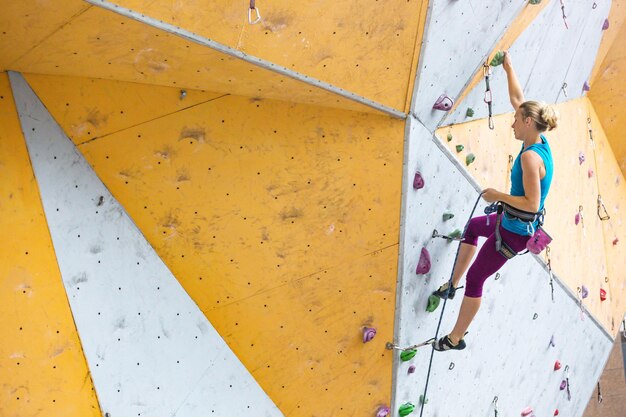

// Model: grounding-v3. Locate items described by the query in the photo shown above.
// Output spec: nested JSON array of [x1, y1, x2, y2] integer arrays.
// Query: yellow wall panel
[[436, 97, 625, 335], [588, 15, 626, 175], [0, 73, 101, 417], [10, 6, 392, 115], [111, 0, 428, 112], [588, 0, 626, 85], [0, 0, 89, 70], [25, 73, 225, 145], [78, 90, 405, 415]]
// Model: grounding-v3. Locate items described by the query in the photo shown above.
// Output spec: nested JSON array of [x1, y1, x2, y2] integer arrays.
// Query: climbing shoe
[[432, 282, 461, 300], [433, 335, 466, 351]]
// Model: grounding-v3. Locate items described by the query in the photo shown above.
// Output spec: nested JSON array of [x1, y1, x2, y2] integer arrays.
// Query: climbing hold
[[554, 410, 559, 416], [588, 168, 594, 178], [521, 407, 533, 416], [416, 247, 431, 275], [433, 94, 454, 111], [456, 144, 464, 153], [447, 133, 453, 142], [579, 152, 585, 165], [466, 108, 475, 118], [560, 380, 567, 390], [490, 51, 505, 67], [419, 395, 428, 405], [529, 0, 542, 4], [583, 81, 590, 92], [448, 229, 462, 239], [554, 360, 562, 371], [399, 402, 416, 416], [575, 212, 581, 225], [426, 295, 440, 312], [408, 365, 416, 374], [376, 406, 390, 417], [466, 153, 476, 166], [442, 212, 455, 221], [363, 327, 377, 343], [612, 237, 619, 246], [581, 285, 589, 299], [602, 18, 609, 30], [400, 349, 417, 362], [600, 288, 607, 301], [413, 172, 425, 190]]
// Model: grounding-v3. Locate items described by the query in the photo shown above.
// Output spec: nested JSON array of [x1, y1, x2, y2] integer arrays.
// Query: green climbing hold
[[419, 395, 428, 405], [400, 349, 417, 362], [426, 295, 440, 312], [490, 51, 505, 67], [466, 153, 476, 166], [466, 108, 475, 118], [448, 229, 462, 239], [447, 133, 453, 142], [399, 402, 416, 416], [456, 144, 464, 153], [529, 0, 542, 4], [442, 212, 454, 221]]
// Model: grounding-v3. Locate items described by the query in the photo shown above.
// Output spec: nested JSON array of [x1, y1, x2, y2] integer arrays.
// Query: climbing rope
[[417, 192, 486, 417], [483, 64, 495, 130], [560, 0, 569, 29]]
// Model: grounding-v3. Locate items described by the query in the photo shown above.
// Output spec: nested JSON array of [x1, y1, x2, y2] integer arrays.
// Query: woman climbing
[[432, 51, 557, 351]]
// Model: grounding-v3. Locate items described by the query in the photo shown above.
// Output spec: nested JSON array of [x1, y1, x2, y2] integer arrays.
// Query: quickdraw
[[483, 64, 495, 129], [493, 396, 499, 417], [248, 0, 261, 24], [546, 247, 555, 302], [560, 0, 569, 29]]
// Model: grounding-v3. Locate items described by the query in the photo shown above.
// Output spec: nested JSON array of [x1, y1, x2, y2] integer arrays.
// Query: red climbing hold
[[600, 288, 607, 301], [521, 407, 533, 416], [554, 360, 562, 371], [554, 410, 559, 416], [413, 172, 425, 190], [588, 168, 594, 178], [416, 248, 431, 275], [613, 237, 619, 246]]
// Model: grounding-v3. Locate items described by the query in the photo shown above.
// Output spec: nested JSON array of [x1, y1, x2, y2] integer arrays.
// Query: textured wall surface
[[392, 116, 614, 417], [10, 71, 283, 417]]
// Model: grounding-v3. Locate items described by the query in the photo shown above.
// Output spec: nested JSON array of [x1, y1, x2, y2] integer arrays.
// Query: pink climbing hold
[[413, 171, 425, 190], [554, 360, 562, 371], [408, 365, 416, 374], [554, 410, 559, 416], [363, 327, 377, 343], [521, 407, 533, 416], [376, 406, 391, 417], [560, 380, 567, 390], [433, 94, 454, 111], [416, 247, 431, 275], [600, 288, 607, 301], [588, 168, 594, 178], [583, 81, 590, 92], [602, 18, 609, 30], [579, 151, 585, 165], [575, 212, 581, 225]]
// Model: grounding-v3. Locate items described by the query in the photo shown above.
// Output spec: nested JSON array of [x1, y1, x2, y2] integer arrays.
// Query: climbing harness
[[492, 396, 498, 417], [494, 202, 547, 259], [546, 247, 555, 302], [560, 0, 569, 29], [483, 64, 495, 130], [248, 0, 261, 24]]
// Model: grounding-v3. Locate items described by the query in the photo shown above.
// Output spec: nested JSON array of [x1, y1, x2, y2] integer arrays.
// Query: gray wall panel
[[392, 116, 613, 417]]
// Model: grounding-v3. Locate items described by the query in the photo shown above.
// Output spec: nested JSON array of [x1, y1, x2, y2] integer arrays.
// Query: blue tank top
[[501, 135, 553, 236]]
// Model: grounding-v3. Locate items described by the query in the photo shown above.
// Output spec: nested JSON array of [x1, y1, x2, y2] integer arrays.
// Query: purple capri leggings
[[461, 213, 531, 298]]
